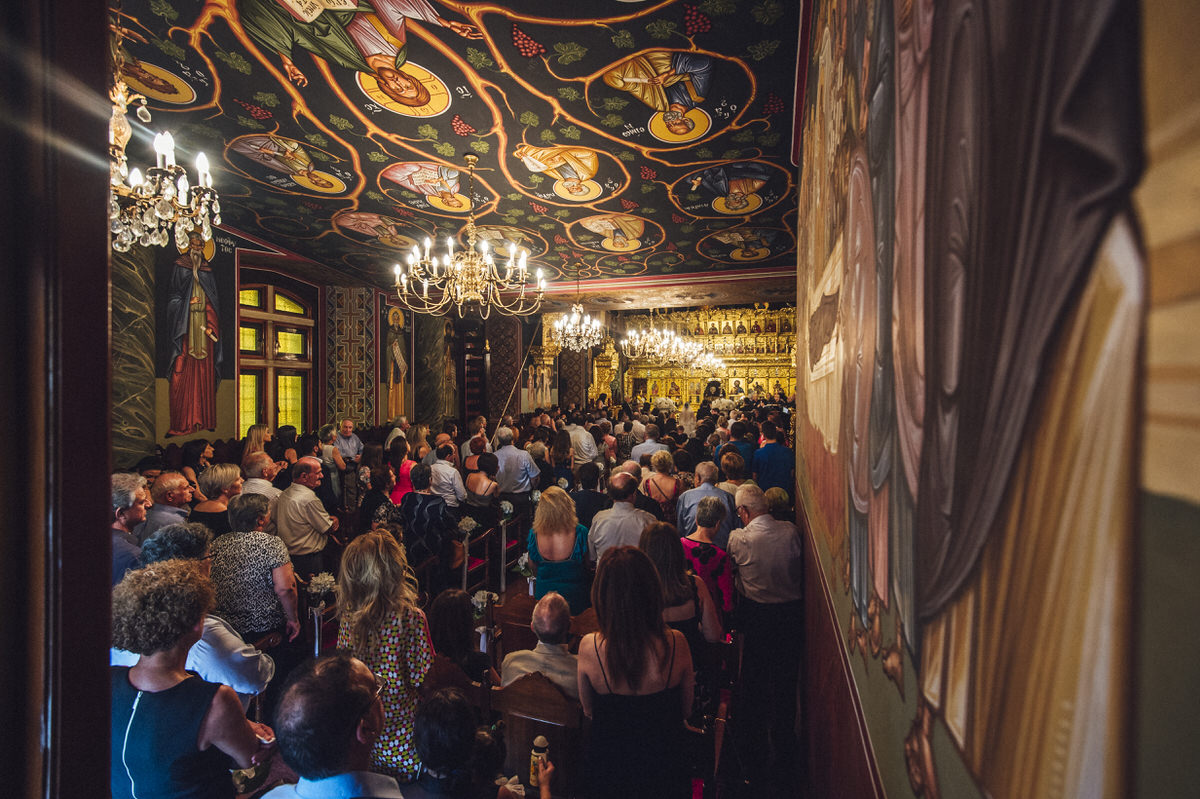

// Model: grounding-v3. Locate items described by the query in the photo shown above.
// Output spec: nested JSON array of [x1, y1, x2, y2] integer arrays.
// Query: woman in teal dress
[[526, 486, 591, 614]]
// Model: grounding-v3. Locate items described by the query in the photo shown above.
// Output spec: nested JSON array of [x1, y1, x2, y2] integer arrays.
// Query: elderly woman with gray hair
[[210, 493, 301, 643], [680, 495, 734, 624], [111, 523, 276, 709]]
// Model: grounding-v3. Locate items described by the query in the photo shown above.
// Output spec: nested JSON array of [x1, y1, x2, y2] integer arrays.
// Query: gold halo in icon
[[426, 192, 472, 213], [121, 61, 196, 104], [713, 193, 763, 215], [601, 236, 640, 252], [292, 170, 346, 194], [357, 62, 451, 118], [647, 108, 711, 143], [730, 246, 770, 262], [552, 179, 602, 202]]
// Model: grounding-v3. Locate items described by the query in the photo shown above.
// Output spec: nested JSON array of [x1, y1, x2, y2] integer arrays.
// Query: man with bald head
[[276, 456, 340, 577], [136, 470, 192, 543], [587, 471, 656, 563], [500, 591, 579, 700]]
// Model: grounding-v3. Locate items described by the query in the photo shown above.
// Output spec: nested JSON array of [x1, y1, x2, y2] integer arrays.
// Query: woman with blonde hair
[[641, 449, 682, 525], [527, 486, 590, 614], [242, 423, 270, 460], [409, 423, 432, 462], [337, 530, 434, 782], [190, 462, 243, 537]]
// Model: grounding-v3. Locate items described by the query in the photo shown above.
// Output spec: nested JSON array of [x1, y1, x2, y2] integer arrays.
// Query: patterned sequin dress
[[338, 605, 433, 781]]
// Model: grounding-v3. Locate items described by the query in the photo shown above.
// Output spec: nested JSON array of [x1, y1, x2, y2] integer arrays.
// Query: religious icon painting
[[356, 62, 452, 117], [512, 144, 607, 202], [673, 161, 791, 218], [120, 58, 196, 104], [333, 211, 420, 252], [570, 214, 663, 253], [226, 133, 349, 196], [697, 227, 791, 264]]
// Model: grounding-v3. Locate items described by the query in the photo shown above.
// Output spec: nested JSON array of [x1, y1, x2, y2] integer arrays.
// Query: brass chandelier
[[393, 154, 546, 318], [108, 11, 218, 253], [620, 309, 706, 368]]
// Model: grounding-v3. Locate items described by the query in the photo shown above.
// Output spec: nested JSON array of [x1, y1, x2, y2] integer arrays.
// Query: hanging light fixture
[[621, 309, 705, 367], [108, 9, 218, 252], [393, 154, 546, 318], [548, 262, 603, 351]]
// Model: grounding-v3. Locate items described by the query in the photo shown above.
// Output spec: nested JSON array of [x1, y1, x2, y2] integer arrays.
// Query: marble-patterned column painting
[[112, 245, 157, 467]]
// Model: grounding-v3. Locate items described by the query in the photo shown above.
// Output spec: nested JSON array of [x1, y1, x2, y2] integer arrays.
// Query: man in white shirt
[[429, 443, 466, 509], [565, 413, 599, 468], [500, 592, 579, 700], [587, 472, 656, 563], [383, 416, 409, 450], [460, 415, 491, 461], [629, 414, 647, 444], [276, 457, 340, 577], [728, 484, 803, 787], [494, 427, 539, 524]]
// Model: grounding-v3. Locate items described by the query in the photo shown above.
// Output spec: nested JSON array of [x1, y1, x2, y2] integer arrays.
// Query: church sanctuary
[[4, 0, 1200, 796]]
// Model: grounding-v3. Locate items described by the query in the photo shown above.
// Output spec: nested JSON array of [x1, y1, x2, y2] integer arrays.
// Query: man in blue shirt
[[752, 420, 794, 499], [676, 460, 740, 549]]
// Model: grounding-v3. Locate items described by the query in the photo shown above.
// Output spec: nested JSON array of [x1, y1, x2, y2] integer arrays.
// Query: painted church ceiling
[[114, 0, 802, 297]]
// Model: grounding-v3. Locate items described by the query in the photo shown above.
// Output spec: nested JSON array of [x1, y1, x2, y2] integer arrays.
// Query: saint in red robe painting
[[166, 234, 222, 436]]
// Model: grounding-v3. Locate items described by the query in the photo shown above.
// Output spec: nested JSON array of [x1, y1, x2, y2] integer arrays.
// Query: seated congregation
[[109, 398, 801, 798]]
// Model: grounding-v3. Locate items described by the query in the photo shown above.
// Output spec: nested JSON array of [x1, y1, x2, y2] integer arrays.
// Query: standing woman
[[409, 424, 432, 462], [190, 463, 243, 538], [389, 437, 416, 505], [338, 531, 434, 782], [272, 425, 299, 491], [642, 450, 683, 525], [180, 438, 212, 502], [577, 547, 693, 799], [526, 486, 590, 614], [242, 423, 270, 462], [357, 443, 386, 506], [549, 430, 574, 487], [111, 560, 274, 799]]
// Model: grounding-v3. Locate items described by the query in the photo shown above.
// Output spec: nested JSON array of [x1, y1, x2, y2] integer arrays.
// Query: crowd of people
[[108, 395, 801, 797]]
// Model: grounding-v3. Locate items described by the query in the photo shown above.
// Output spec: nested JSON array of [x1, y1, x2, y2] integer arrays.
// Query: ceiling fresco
[[113, 0, 803, 298]]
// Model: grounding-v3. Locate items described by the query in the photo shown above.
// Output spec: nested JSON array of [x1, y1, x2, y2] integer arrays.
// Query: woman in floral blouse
[[338, 530, 434, 782]]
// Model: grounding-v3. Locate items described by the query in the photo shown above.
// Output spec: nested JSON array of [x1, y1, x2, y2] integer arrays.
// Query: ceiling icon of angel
[[112, 0, 802, 290]]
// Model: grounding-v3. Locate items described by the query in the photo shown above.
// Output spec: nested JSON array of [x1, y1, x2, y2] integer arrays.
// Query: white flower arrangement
[[653, 396, 677, 412], [531, 489, 541, 505], [557, 477, 569, 489], [307, 572, 336, 596], [710, 397, 735, 412], [500, 500, 514, 519], [471, 590, 498, 614], [457, 516, 479, 537], [512, 550, 533, 578]]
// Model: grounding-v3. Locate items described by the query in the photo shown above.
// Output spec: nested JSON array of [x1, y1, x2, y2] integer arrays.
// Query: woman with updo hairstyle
[[190, 462, 243, 538], [577, 546, 693, 798], [110, 560, 273, 799], [337, 530, 433, 782], [641, 449, 682, 525], [527, 440, 554, 491], [462, 451, 499, 530], [527, 485, 590, 614]]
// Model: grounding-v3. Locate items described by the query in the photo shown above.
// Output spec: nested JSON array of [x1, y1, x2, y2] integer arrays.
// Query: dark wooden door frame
[[0, 1, 112, 796]]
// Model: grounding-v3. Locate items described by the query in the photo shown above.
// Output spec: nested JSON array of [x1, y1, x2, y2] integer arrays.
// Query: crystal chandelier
[[550, 303, 604, 351], [548, 263, 603, 351], [108, 16, 218, 252], [393, 154, 546, 318], [621, 309, 705, 367]]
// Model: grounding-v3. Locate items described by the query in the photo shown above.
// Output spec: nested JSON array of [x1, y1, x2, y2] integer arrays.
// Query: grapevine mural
[[111, 0, 801, 290]]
